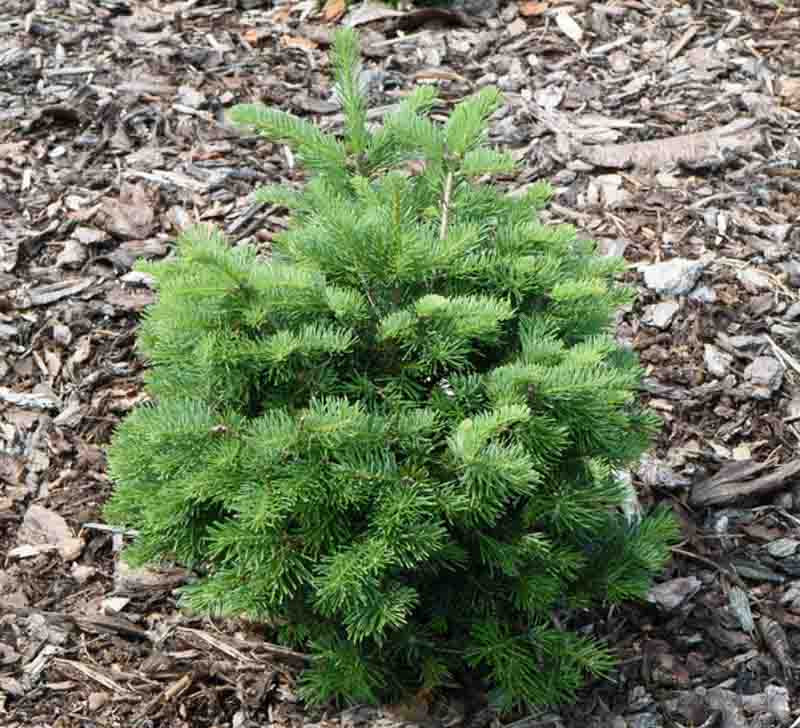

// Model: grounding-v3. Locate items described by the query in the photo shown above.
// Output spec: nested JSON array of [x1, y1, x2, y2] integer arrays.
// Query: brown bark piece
[[96, 182, 157, 240], [578, 118, 763, 171], [690, 459, 800, 507]]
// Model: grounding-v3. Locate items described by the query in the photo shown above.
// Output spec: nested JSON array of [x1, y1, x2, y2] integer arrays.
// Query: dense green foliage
[[105, 29, 677, 712]]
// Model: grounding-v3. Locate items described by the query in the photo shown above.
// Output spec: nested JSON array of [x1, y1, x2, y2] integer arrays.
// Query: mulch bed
[[2, 1, 800, 726]]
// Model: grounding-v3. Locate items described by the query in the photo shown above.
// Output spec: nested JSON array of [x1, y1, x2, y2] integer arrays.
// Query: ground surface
[[2, 1, 800, 726]]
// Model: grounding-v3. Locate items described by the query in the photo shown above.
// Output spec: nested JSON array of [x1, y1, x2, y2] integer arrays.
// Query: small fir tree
[[104, 29, 677, 711]]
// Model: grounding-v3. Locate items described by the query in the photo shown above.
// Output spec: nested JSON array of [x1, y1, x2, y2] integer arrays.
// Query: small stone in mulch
[[70, 564, 96, 584], [641, 258, 708, 297], [73, 226, 107, 245], [688, 284, 717, 303], [120, 271, 155, 287], [101, 596, 131, 614], [642, 300, 680, 330], [744, 356, 784, 399], [736, 266, 773, 292], [703, 344, 733, 378], [176, 85, 206, 109]]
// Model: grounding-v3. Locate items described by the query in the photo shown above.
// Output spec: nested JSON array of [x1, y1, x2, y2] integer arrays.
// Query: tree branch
[[439, 170, 454, 241]]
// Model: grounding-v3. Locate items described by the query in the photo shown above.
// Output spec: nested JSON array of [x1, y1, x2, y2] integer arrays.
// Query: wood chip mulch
[[2, 1, 800, 726]]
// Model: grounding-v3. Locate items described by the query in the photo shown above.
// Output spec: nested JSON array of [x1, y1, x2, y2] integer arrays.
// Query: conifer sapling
[[104, 28, 678, 711]]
